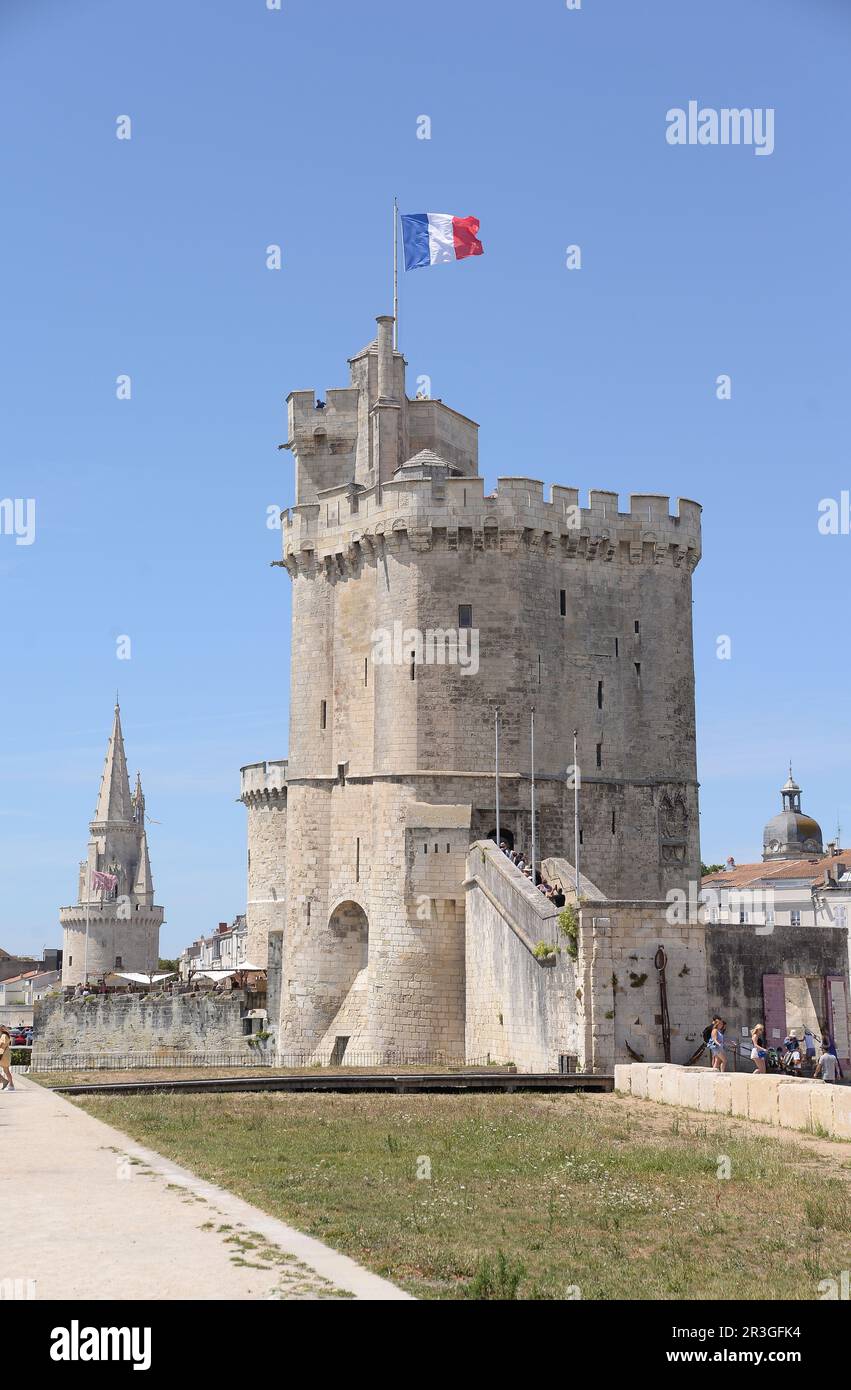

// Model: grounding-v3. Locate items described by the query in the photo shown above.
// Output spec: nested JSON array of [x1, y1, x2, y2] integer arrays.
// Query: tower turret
[[60, 706, 164, 985]]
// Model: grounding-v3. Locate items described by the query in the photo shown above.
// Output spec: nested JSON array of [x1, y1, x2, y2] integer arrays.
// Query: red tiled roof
[[703, 850, 851, 889]]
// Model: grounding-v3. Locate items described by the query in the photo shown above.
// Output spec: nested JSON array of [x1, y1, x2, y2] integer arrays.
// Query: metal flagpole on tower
[[393, 197, 399, 349], [83, 867, 90, 985], [530, 707, 536, 887], [494, 709, 501, 847], [573, 729, 580, 897]]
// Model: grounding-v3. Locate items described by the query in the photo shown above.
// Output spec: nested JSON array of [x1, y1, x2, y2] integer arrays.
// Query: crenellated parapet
[[239, 759, 288, 808], [278, 476, 701, 577]]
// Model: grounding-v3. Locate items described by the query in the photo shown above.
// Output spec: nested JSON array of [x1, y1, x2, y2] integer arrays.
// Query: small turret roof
[[401, 448, 453, 470]]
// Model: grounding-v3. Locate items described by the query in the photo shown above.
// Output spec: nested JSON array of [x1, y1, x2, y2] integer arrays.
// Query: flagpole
[[573, 729, 580, 897], [530, 706, 536, 887], [83, 867, 90, 986], [393, 197, 399, 348], [494, 708, 501, 847]]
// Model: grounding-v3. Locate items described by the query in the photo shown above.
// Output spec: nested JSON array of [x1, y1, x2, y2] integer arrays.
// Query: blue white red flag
[[401, 213, 484, 271]]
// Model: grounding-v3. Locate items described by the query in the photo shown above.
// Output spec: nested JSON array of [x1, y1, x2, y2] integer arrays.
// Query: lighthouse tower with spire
[[60, 704, 164, 986]]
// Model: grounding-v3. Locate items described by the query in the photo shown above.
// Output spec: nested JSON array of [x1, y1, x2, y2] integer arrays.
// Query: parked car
[[10, 1029, 28, 1046]]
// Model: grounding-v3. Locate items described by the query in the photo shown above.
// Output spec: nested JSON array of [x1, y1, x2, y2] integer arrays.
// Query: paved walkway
[[3, 1078, 410, 1300]]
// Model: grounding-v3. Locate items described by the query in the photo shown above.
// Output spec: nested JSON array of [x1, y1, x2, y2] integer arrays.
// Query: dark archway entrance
[[487, 827, 514, 850]]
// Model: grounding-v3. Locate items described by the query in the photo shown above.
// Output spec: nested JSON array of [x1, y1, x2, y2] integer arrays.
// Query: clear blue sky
[[1, 0, 849, 958]]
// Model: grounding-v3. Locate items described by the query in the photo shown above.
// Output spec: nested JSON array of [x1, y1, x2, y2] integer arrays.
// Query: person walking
[[0, 1027, 16, 1092], [814, 1044, 840, 1084], [750, 1023, 768, 1074], [821, 1022, 844, 1080], [708, 1019, 728, 1071]]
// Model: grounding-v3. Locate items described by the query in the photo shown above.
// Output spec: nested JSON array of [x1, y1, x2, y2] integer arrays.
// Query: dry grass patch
[[73, 1090, 851, 1300]]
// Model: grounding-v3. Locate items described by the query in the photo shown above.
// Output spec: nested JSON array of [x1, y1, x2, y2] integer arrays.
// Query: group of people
[[498, 843, 566, 906], [705, 1015, 843, 1081]]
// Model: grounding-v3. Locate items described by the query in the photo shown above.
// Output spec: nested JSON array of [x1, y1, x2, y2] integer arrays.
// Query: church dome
[[762, 766, 823, 860]]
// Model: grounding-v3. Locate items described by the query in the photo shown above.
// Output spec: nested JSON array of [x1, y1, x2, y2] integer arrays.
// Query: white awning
[[191, 964, 266, 979], [105, 971, 177, 985]]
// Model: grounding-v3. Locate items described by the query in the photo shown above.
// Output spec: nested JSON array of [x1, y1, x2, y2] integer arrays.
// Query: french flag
[[401, 213, 484, 271]]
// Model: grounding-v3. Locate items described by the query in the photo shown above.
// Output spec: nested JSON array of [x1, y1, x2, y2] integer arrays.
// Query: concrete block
[[809, 1083, 835, 1136], [629, 1063, 650, 1099], [706, 1072, 733, 1115], [832, 1086, 851, 1141], [746, 1074, 787, 1127], [646, 1065, 666, 1103], [729, 1073, 750, 1118], [660, 1065, 683, 1105], [613, 1064, 632, 1095], [777, 1079, 813, 1134], [676, 1069, 702, 1111]]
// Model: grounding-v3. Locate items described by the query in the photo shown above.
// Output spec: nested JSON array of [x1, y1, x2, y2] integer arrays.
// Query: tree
[[701, 863, 724, 878]]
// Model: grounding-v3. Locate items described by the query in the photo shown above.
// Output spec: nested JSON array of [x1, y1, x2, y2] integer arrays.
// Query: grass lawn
[[73, 1090, 851, 1300]]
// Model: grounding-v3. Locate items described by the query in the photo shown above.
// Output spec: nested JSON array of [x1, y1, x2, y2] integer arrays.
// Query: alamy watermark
[[818, 491, 851, 535], [371, 621, 479, 676], [666, 102, 774, 157], [0, 498, 36, 546], [667, 882, 776, 932]]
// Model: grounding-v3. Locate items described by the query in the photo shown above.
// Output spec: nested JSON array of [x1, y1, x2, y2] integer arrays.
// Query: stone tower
[[60, 704, 164, 985], [239, 759, 288, 967], [268, 316, 702, 1061]]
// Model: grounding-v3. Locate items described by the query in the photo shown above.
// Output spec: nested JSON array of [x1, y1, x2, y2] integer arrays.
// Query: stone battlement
[[240, 760, 288, 805], [280, 477, 701, 573]]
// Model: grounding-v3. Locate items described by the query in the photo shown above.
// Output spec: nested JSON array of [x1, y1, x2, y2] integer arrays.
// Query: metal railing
[[29, 1050, 516, 1073]]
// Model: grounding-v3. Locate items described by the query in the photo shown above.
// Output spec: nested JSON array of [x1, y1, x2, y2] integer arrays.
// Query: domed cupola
[[762, 766, 823, 861]]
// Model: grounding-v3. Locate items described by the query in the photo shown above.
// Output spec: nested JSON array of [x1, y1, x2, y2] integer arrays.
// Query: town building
[[178, 915, 249, 979], [702, 770, 850, 1065]]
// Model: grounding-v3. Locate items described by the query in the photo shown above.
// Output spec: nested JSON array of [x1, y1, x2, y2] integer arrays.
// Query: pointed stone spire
[[132, 770, 146, 826], [93, 703, 134, 824], [132, 828, 154, 905]]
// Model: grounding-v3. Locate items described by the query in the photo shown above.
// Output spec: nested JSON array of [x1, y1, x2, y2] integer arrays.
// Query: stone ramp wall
[[465, 842, 580, 1071], [615, 1062, 851, 1142]]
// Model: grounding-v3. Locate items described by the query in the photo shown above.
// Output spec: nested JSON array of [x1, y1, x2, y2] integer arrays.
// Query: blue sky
[[1, 0, 849, 957]]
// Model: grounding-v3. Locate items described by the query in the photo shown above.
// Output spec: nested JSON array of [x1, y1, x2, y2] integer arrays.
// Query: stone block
[[832, 1086, 851, 1141], [729, 1073, 750, 1118], [613, 1064, 632, 1095], [746, 1074, 787, 1127], [809, 1083, 835, 1137], [631, 1061, 650, 1095], [676, 1069, 702, 1111], [646, 1065, 666, 1103], [705, 1071, 733, 1114], [777, 1079, 813, 1134], [661, 1065, 684, 1106]]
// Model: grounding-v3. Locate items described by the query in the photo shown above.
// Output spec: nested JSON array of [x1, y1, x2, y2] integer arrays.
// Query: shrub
[[467, 1251, 527, 1300], [557, 904, 579, 960]]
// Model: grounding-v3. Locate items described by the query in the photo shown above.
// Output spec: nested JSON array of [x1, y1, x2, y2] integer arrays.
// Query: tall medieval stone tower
[[263, 315, 702, 1061], [60, 704, 164, 985]]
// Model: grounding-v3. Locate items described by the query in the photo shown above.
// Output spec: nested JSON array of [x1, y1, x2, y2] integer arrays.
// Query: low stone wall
[[33, 992, 249, 1062], [615, 1062, 851, 1142]]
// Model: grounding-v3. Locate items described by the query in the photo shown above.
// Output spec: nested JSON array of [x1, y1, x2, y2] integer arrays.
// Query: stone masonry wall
[[33, 994, 248, 1061]]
